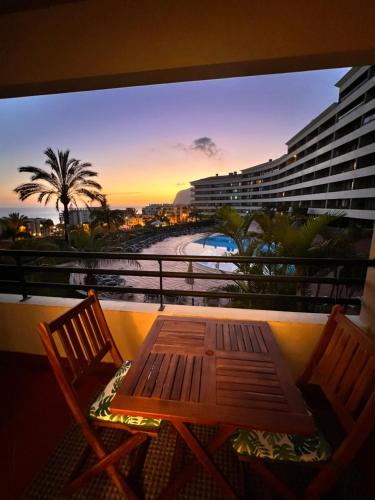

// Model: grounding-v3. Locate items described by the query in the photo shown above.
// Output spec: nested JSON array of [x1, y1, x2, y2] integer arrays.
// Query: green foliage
[[90, 195, 125, 231], [10, 237, 60, 251], [69, 228, 140, 286], [0, 212, 28, 240], [70, 229, 109, 252], [213, 207, 361, 311]]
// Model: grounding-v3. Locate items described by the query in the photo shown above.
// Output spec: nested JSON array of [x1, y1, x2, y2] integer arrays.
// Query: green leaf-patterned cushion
[[89, 360, 162, 430], [232, 428, 331, 462]]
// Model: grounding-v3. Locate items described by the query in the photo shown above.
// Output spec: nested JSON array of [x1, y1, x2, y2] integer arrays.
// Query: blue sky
[[0, 67, 348, 209]]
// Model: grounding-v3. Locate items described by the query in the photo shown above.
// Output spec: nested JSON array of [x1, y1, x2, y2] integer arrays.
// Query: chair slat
[[327, 334, 359, 395], [86, 305, 106, 350], [89, 293, 123, 366], [57, 327, 81, 379], [336, 347, 369, 403], [345, 357, 375, 414], [79, 310, 100, 354], [65, 319, 88, 370], [316, 326, 345, 381], [73, 314, 95, 362], [80, 308, 101, 355], [49, 295, 95, 331], [90, 297, 111, 341]]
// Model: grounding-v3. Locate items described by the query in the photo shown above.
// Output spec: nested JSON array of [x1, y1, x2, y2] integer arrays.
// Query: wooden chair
[[233, 305, 375, 499], [38, 290, 161, 499]]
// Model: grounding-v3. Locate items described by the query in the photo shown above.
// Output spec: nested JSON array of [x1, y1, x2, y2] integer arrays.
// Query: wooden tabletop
[[111, 316, 314, 435]]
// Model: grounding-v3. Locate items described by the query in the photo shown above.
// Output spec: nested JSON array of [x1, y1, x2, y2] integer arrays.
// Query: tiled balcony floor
[[1, 352, 374, 499]]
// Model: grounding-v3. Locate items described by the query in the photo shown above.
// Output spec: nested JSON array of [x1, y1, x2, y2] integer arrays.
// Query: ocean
[[0, 207, 61, 224], [0, 205, 145, 225]]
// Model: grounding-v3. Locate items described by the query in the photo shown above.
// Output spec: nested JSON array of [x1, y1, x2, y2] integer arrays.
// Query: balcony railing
[[0, 249, 374, 312]]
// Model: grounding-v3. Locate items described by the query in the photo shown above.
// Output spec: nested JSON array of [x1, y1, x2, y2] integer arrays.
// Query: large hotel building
[[191, 66, 375, 223]]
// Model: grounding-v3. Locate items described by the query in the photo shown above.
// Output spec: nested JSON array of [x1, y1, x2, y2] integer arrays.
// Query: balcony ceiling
[[0, 0, 375, 98]]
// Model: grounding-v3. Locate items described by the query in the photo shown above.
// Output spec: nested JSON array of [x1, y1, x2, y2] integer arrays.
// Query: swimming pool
[[183, 233, 295, 273], [194, 234, 238, 252], [182, 233, 239, 272]]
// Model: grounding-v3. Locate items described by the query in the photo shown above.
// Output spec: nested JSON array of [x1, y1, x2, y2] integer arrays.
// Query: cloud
[[191, 137, 220, 157], [176, 182, 187, 186], [175, 137, 221, 158]]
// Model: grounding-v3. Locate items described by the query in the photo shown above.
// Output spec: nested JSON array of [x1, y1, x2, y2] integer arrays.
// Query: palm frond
[[18, 166, 59, 187], [70, 178, 102, 190], [14, 182, 47, 200], [75, 188, 103, 201], [37, 190, 58, 204], [44, 148, 62, 179]]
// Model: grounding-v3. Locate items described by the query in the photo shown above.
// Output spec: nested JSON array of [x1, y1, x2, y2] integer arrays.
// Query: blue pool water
[[194, 234, 271, 254], [194, 234, 238, 252], [191, 234, 295, 273]]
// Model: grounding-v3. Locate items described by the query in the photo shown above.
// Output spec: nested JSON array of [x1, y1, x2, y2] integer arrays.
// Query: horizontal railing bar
[[0, 249, 374, 267], [13, 281, 361, 305], [154, 289, 361, 305], [0, 264, 365, 285]]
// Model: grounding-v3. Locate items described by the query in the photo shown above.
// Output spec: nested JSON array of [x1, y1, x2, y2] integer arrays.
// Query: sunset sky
[[0, 67, 348, 211]]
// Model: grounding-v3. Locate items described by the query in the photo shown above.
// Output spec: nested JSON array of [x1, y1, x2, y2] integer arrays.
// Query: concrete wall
[[0, 294, 343, 379]]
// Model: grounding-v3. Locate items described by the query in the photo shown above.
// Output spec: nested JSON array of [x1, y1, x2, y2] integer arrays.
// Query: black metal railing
[[0, 249, 374, 312]]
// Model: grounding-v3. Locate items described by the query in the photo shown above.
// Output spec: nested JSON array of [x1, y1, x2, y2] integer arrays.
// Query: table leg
[[159, 422, 237, 500]]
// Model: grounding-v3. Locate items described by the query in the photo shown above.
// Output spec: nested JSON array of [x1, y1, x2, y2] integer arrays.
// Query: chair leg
[[64, 432, 147, 499], [246, 458, 298, 500], [106, 463, 139, 500], [127, 436, 151, 498], [169, 429, 186, 476], [304, 463, 340, 500]]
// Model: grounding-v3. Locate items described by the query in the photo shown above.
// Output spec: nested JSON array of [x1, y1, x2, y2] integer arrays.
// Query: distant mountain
[[173, 188, 192, 205]]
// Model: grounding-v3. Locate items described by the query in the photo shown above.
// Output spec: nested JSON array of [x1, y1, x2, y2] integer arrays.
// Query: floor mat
[[25, 422, 370, 499]]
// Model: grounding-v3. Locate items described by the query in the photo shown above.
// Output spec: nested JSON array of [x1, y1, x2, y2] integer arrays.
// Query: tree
[[0, 212, 28, 240], [90, 195, 125, 231], [69, 228, 140, 286], [43, 218, 55, 231], [14, 148, 103, 243], [214, 207, 357, 311]]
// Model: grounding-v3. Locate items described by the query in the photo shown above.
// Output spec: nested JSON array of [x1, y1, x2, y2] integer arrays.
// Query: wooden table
[[111, 316, 314, 498]]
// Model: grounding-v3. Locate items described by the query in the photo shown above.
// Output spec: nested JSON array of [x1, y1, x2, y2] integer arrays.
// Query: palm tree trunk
[[63, 203, 70, 244]]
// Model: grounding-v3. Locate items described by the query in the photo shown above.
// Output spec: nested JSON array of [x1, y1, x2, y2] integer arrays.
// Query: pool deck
[[81, 233, 232, 305]]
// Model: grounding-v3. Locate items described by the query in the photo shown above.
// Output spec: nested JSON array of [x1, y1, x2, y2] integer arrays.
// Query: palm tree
[[14, 148, 103, 243], [214, 207, 356, 310], [69, 228, 141, 286], [90, 195, 125, 232], [0, 212, 28, 240]]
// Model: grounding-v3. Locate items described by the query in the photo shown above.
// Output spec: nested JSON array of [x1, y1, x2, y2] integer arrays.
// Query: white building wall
[[191, 66, 375, 221]]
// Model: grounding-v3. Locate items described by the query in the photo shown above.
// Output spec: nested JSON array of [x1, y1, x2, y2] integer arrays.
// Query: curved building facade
[[191, 66, 375, 221]]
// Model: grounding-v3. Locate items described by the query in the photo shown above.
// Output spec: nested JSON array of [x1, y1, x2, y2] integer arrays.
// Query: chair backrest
[[299, 305, 375, 434], [38, 290, 123, 421]]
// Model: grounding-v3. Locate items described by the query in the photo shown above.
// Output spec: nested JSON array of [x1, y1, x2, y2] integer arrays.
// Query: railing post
[[334, 265, 341, 302], [16, 256, 29, 302], [158, 259, 165, 311]]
